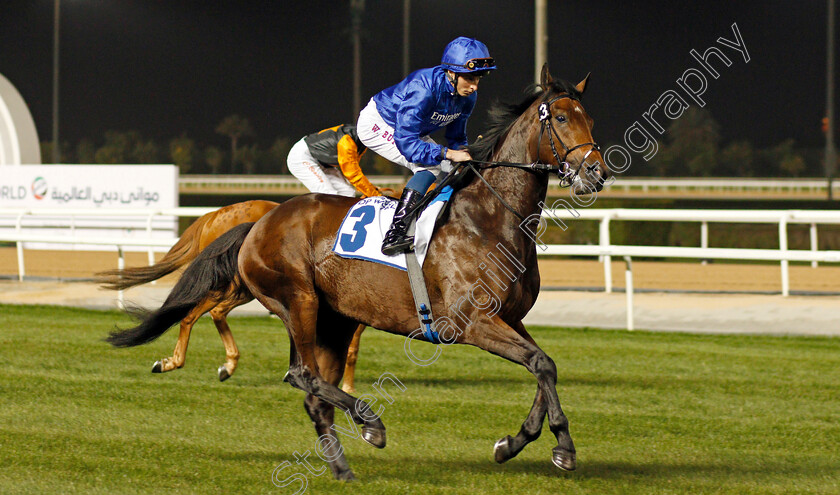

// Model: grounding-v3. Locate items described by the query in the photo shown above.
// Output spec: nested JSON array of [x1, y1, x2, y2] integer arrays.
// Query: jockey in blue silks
[[356, 36, 497, 255]]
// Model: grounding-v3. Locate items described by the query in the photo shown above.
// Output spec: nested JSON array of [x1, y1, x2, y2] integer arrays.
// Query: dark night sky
[[1, 0, 837, 155]]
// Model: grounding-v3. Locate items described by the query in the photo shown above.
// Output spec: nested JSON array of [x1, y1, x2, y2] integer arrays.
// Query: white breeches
[[286, 137, 357, 197]]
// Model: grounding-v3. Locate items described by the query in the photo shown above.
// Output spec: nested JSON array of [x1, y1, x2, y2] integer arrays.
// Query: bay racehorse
[[107, 65, 608, 480], [98, 199, 368, 391]]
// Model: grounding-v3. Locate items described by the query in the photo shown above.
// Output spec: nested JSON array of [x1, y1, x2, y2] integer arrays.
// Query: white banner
[[0, 165, 178, 250], [0, 164, 177, 208]]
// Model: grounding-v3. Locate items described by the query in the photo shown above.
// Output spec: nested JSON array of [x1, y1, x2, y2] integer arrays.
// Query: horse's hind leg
[[341, 324, 365, 393], [261, 290, 387, 450], [302, 324, 358, 481], [210, 291, 254, 382], [304, 393, 354, 481], [152, 294, 220, 373]]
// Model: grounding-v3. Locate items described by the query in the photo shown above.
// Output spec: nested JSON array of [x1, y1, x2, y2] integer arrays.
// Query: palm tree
[[215, 115, 254, 173], [205, 146, 224, 175], [665, 107, 721, 176], [269, 137, 292, 174]]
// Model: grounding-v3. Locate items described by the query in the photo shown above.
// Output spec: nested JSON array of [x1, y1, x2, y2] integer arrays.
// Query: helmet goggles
[[444, 57, 496, 73]]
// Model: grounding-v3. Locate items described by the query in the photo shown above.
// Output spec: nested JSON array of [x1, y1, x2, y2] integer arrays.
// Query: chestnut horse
[[97, 199, 367, 390], [108, 66, 608, 480]]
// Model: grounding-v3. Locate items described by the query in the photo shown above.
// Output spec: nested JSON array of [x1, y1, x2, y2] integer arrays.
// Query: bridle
[[536, 94, 600, 188], [465, 91, 602, 221]]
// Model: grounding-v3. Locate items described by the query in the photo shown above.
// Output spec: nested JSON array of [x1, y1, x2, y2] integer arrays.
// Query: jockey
[[287, 124, 381, 198], [356, 36, 496, 255]]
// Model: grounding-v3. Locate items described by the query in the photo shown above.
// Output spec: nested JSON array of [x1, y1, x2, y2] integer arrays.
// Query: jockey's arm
[[443, 112, 474, 162], [337, 135, 380, 197], [394, 83, 447, 166], [444, 100, 473, 150]]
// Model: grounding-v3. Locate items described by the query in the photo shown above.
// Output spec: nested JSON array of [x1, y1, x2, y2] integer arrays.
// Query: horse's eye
[[555, 115, 566, 123]]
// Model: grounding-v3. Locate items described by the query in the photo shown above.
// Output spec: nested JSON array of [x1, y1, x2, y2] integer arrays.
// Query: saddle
[[333, 166, 471, 342], [332, 166, 467, 270]]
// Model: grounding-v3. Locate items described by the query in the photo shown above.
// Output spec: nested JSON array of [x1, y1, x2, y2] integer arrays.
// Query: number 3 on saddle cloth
[[332, 186, 454, 270]]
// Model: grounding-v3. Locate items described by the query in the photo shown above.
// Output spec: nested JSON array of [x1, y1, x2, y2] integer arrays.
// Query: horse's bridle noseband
[[537, 94, 601, 188]]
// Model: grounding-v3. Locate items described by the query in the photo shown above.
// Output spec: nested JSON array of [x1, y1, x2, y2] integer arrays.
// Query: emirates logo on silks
[[31, 176, 47, 200]]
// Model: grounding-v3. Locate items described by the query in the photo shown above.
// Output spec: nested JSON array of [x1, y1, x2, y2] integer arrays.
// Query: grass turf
[[0, 304, 838, 494]]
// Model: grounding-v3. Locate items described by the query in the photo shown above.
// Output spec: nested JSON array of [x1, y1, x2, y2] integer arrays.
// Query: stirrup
[[381, 236, 415, 256]]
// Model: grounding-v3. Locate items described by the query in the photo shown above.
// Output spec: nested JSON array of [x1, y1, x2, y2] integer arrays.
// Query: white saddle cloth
[[332, 187, 452, 271]]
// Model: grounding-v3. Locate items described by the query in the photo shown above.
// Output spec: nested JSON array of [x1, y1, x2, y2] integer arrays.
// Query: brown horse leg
[[460, 317, 575, 471], [152, 294, 220, 373], [302, 318, 358, 480], [492, 321, 548, 463], [258, 290, 387, 451], [210, 292, 253, 382], [340, 324, 365, 393], [303, 393, 355, 481]]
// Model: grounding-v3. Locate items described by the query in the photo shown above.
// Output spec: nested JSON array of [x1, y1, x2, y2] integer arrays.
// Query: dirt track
[[2, 247, 839, 294]]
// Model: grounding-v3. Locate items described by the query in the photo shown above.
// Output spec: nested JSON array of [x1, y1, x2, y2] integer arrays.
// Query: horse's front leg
[[494, 385, 547, 463], [528, 342, 576, 470], [493, 321, 548, 463], [461, 317, 575, 470]]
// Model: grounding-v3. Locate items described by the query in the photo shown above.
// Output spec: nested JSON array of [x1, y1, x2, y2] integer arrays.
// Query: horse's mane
[[467, 79, 582, 162]]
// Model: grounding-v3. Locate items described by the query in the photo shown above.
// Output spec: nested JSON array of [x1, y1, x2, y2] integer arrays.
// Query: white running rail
[[2, 207, 840, 327], [541, 208, 840, 297]]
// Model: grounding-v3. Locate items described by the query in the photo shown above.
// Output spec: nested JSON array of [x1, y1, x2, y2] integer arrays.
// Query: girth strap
[[404, 218, 440, 344]]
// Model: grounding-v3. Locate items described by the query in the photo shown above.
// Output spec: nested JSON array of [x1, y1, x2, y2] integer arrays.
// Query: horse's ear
[[540, 63, 553, 89], [575, 72, 591, 95]]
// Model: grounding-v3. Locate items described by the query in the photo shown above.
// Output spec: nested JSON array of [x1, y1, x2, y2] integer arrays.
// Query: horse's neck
[[452, 114, 548, 246], [470, 114, 547, 219]]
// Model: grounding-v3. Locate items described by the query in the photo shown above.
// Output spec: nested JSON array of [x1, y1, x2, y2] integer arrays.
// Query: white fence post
[[600, 215, 612, 293], [624, 256, 634, 331], [146, 212, 155, 265], [146, 212, 157, 284], [779, 216, 790, 297], [810, 222, 818, 268], [117, 245, 125, 309], [15, 210, 26, 281]]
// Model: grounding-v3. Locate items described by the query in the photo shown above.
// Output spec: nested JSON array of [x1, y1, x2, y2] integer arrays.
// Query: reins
[[463, 92, 601, 221], [465, 162, 527, 222]]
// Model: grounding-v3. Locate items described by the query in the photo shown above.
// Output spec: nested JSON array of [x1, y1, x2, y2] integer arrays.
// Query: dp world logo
[[31, 176, 47, 200]]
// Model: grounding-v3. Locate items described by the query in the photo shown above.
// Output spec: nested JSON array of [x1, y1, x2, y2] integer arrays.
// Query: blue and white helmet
[[440, 37, 497, 74]]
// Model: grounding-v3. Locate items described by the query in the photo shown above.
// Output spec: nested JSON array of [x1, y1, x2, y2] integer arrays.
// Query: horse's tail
[[106, 222, 255, 348], [96, 210, 216, 291]]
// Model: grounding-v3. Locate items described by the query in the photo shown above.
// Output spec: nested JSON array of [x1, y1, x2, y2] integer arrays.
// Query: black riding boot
[[381, 188, 423, 256]]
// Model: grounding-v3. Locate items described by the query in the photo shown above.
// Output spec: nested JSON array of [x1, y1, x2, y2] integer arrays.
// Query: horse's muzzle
[[572, 164, 606, 195]]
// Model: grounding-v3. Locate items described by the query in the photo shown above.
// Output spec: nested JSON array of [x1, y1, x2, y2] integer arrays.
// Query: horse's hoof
[[494, 435, 514, 463], [152, 361, 163, 373], [552, 447, 576, 471], [334, 470, 356, 481], [341, 383, 356, 394], [361, 427, 386, 449], [218, 365, 231, 382]]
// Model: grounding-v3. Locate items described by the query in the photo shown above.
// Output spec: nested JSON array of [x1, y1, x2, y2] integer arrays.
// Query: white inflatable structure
[[0, 72, 41, 165]]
